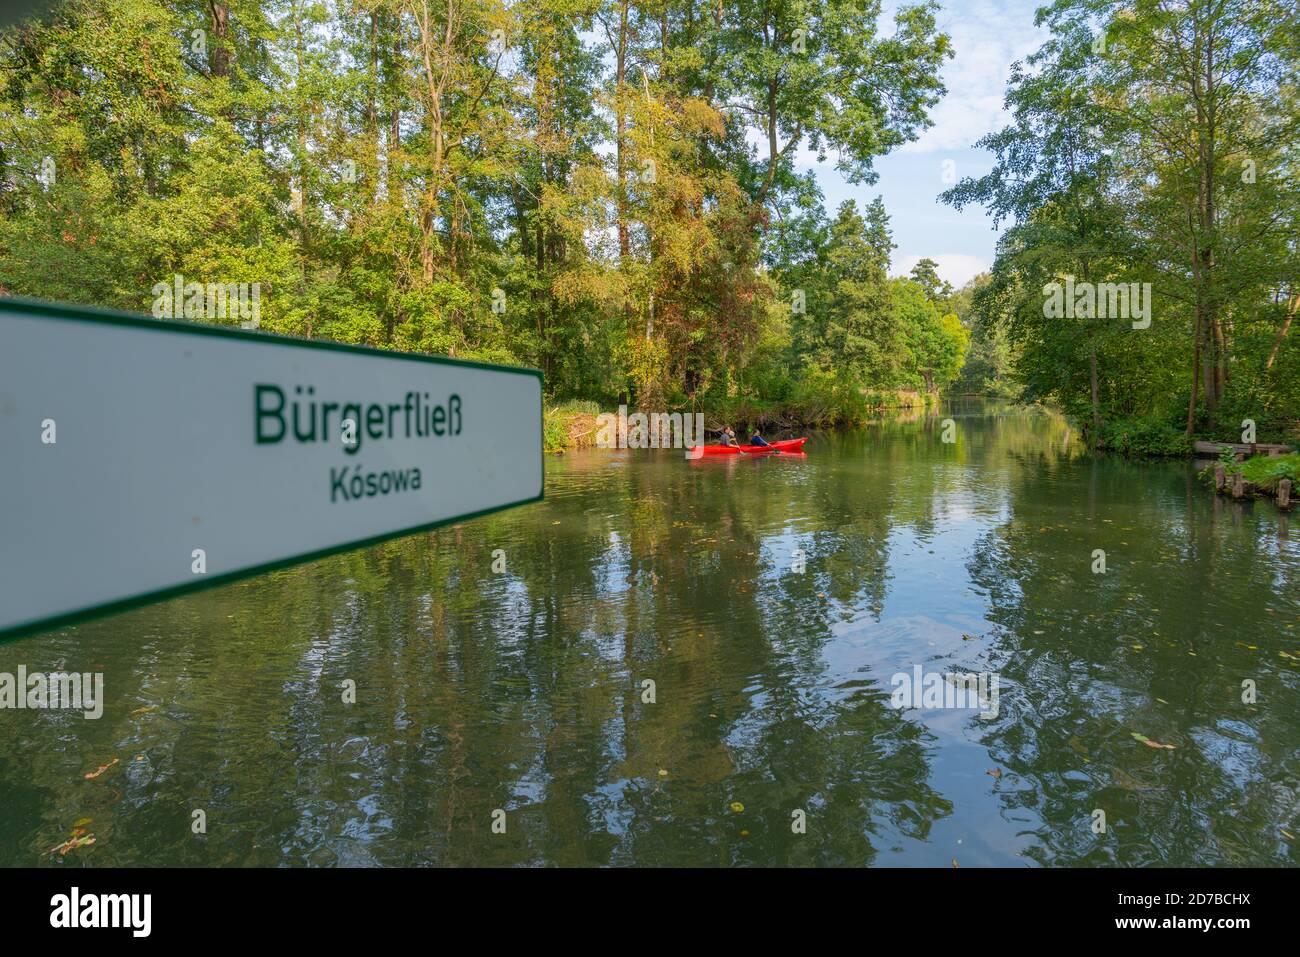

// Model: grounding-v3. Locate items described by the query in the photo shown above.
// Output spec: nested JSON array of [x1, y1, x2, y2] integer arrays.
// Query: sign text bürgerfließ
[[0, 298, 543, 641]]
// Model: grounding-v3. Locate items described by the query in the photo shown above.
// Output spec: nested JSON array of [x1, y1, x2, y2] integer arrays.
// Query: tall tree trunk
[[760, 77, 778, 203], [366, 10, 380, 208], [1265, 291, 1298, 370], [413, 0, 455, 284], [209, 3, 230, 78], [292, 1, 309, 267], [1082, 261, 1101, 445], [387, 25, 401, 208], [1213, 314, 1226, 398], [1199, 295, 1217, 417], [367, 11, 379, 134], [1186, 314, 1201, 436], [1194, 28, 1221, 423], [615, 0, 630, 261], [1089, 345, 1101, 448]]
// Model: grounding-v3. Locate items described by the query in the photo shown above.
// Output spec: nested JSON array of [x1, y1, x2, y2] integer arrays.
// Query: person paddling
[[749, 429, 781, 453], [719, 426, 746, 454]]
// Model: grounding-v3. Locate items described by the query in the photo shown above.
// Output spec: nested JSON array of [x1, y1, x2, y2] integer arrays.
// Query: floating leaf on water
[[1131, 732, 1176, 750], [961, 633, 977, 641], [1068, 736, 1089, 756], [729, 802, 744, 813], [51, 834, 96, 856], [84, 758, 119, 780], [73, 817, 92, 827], [130, 706, 157, 717], [986, 768, 1002, 779], [658, 769, 668, 777]]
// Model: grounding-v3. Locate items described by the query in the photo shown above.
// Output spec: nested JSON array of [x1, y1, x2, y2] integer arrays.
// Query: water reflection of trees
[[12, 405, 1291, 866], [1, 433, 951, 865], [965, 452, 1300, 866]]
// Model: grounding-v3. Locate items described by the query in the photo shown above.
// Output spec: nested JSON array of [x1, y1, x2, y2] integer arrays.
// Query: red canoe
[[688, 437, 808, 456]]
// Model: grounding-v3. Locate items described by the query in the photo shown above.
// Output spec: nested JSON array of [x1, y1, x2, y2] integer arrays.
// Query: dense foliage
[[0, 0, 967, 418], [943, 0, 1300, 448]]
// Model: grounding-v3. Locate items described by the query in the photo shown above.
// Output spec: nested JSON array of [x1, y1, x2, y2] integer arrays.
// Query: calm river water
[[2, 400, 1297, 866]]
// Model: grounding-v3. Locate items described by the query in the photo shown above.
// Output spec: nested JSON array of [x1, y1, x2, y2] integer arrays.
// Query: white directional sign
[[0, 298, 543, 640]]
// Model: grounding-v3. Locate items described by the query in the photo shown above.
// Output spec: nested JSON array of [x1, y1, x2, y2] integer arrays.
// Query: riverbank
[[548, 400, 1300, 463], [543, 390, 940, 452], [1205, 452, 1299, 510], [543, 400, 605, 453], [1075, 416, 1300, 459]]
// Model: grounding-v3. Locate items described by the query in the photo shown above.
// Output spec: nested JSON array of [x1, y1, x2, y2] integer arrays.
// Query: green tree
[[794, 199, 898, 388], [908, 257, 952, 306], [891, 278, 967, 392], [711, 0, 952, 206]]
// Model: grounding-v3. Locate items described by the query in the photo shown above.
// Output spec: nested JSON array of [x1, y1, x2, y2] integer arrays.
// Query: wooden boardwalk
[[1194, 440, 1294, 461]]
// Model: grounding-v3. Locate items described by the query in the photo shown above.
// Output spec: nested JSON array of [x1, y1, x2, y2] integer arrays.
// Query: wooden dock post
[[1279, 479, 1292, 510], [1232, 472, 1245, 499], [1214, 464, 1226, 491]]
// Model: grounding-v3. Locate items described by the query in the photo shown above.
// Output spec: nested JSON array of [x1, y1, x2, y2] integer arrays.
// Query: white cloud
[[892, 253, 990, 290], [895, 0, 1048, 154], [742, 2, 1048, 165]]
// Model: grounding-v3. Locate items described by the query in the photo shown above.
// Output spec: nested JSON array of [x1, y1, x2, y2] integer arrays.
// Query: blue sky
[[805, 0, 1049, 288]]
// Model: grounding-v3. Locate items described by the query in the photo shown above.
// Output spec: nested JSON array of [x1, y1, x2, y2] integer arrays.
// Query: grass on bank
[[1223, 453, 1300, 492], [543, 400, 603, 453]]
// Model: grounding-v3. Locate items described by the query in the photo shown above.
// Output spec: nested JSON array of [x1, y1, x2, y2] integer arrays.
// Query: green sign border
[[0, 295, 545, 644]]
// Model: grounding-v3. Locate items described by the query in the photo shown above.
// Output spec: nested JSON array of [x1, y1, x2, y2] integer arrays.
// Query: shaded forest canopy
[[0, 0, 965, 423], [0, 0, 1295, 445]]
